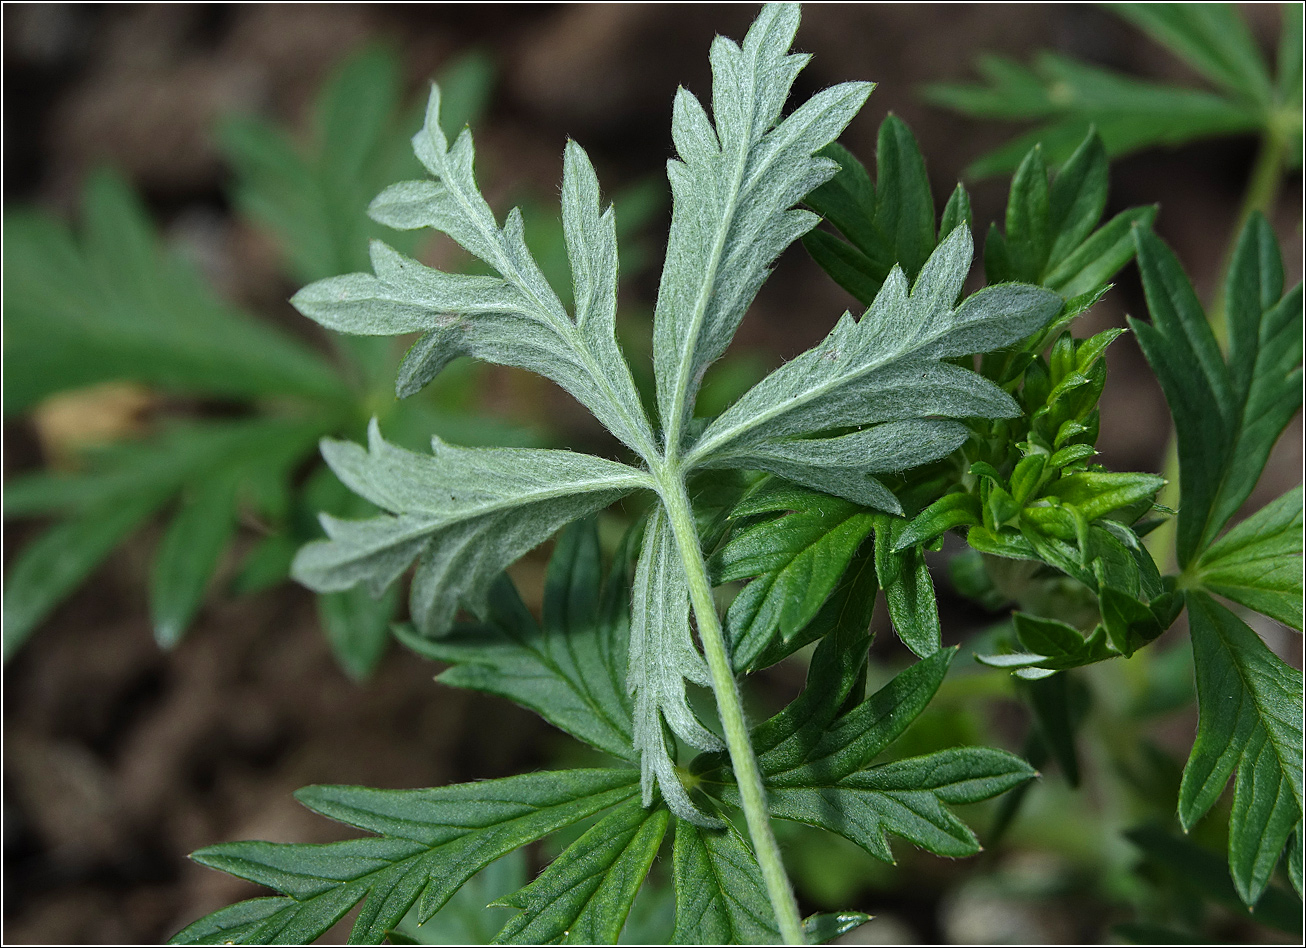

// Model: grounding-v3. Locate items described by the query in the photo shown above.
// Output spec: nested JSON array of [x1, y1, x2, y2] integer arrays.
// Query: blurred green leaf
[[2, 171, 346, 415], [924, 4, 1300, 177]]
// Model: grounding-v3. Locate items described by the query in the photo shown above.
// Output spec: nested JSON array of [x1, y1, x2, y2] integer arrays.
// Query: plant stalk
[[659, 475, 806, 945]]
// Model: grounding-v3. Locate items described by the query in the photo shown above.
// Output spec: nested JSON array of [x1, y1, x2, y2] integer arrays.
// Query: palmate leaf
[[396, 519, 635, 761], [651, 2, 873, 452], [1130, 215, 1303, 569], [291, 420, 647, 637], [2, 170, 346, 417], [687, 226, 1061, 494], [1179, 593, 1304, 907], [1191, 486, 1303, 630], [923, 4, 1299, 178], [171, 770, 640, 945], [295, 93, 656, 459]]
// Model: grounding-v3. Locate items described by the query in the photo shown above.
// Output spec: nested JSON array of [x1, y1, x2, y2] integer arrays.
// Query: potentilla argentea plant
[[176, 5, 1062, 943]]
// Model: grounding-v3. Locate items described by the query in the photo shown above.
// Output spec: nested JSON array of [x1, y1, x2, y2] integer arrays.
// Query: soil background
[[3, 3, 1302, 944]]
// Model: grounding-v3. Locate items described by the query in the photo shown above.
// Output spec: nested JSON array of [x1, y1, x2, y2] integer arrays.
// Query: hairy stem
[[658, 474, 806, 945]]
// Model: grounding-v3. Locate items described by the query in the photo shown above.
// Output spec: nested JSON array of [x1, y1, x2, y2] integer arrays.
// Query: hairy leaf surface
[[652, 2, 873, 450], [689, 227, 1062, 480], [292, 421, 644, 636], [629, 509, 724, 825]]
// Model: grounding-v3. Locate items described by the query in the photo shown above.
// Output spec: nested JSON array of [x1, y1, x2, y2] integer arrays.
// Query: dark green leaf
[[177, 769, 640, 945], [1179, 593, 1303, 906], [924, 49, 1263, 178], [397, 520, 635, 761], [1192, 486, 1303, 629], [671, 817, 780, 945], [170, 898, 300, 946], [1114, 4, 1272, 105], [872, 114, 936, 281], [493, 799, 667, 944], [1001, 144, 1052, 282], [2, 172, 345, 415], [318, 585, 399, 682], [1130, 218, 1302, 567], [760, 747, 1035, 863], [4, 492, 167, 661], [716, 485, 875, 672], [873, 513, 941, 658], [1125, 824, 1301, 936]]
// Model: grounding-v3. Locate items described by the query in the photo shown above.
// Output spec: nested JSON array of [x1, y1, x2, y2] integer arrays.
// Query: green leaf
[[1114, 4, 1272, 105], [2, 171, 345, 416], [1125, 825, 1301, 937], [221, 46, 493, 287], [396, 519, 635, 761], [149, 475, 241, 648], [1179, 593, 1303, 906], [650, 2, 873, 449], [689, 227, 1063, 481], [802, 116, 942, 306], [1130, 218, 1302, 567], [761, 746, 1036, 862], [869, 114, 937, 282], [175, 769, 640, 945], [873, 513, 941, 658], [715, 484, 874, 671], [924, 49, 1264, 178], [895, 492, 982, 549], [802, 912, 872, 943], [629, 508, 723, 826], [742, 542, 878, 674], [1001, 144, 1052, 282], [672, 817, 781, 945], [170, 898, 300, 946], [493, 798, 667, 944], [291, 420, 645, 637], [1191, 486, 1303, 629], [3, 491, 167, 662], [317, 585, 399, 682], [977, 612, 1115, 677], [707, 643, 1035, 862]]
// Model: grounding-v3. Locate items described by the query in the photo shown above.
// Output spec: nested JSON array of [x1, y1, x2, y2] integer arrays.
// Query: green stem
[[659, 474, 806, 945]]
